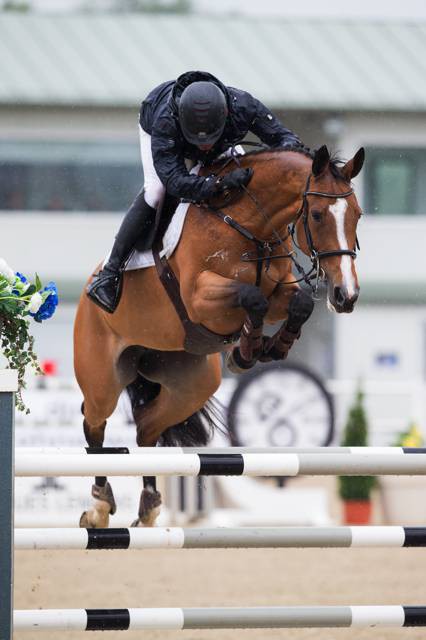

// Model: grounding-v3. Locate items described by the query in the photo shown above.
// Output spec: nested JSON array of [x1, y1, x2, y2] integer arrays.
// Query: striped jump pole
[[14, 526, 426, 550], [15, 451, 426, 477], [13, 605, 426, 630], [17, 446, 426, 455]]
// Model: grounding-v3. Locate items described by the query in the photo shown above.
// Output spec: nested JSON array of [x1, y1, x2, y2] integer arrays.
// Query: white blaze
[[329, 198, 356, 298]]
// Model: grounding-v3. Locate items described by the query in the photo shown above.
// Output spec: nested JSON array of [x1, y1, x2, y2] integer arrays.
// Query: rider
[[87, 70, 301, 313]]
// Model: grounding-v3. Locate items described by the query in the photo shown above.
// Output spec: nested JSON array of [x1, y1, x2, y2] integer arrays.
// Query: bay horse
[[74, 144, 364, 527]]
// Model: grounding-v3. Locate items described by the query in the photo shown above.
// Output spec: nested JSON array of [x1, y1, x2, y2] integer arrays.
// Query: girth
[[152, 244, 240, 356]]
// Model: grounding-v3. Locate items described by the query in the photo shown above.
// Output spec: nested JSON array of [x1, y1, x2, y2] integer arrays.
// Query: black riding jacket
[[139, 71, 301, 202]]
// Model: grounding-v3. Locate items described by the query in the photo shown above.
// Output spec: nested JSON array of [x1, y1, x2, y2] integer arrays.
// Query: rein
[[202, 149, 359, 292]]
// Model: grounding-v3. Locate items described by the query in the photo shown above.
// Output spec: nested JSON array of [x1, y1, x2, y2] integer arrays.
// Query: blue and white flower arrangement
[[0, 258, 58, 412]]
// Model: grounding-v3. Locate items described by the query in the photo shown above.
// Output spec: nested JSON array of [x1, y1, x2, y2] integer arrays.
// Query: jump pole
[[0, 370, 18, 640], [15, 451, 426, 477], [14, 526, 426, 550], [13, 605, 426, 630], [18, 446, 426, 455]]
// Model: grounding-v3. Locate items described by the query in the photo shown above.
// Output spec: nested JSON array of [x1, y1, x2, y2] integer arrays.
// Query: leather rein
[[201, 153, 359, 293]]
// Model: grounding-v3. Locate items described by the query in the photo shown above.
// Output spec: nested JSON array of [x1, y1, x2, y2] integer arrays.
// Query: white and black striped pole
[[14, 606, 426, 631], [14, 526, 426, 550], [18, 446, 426, 455], [15, 450, 426, 477], [0, 371, 18, 640]]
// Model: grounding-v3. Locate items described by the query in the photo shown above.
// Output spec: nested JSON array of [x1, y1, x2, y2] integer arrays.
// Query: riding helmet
[[178, 81, 228, 146]]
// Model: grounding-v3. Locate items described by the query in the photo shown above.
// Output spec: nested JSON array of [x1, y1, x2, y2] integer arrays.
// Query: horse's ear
[[341, 147, 365, 181], [312, 145, 330, 177]]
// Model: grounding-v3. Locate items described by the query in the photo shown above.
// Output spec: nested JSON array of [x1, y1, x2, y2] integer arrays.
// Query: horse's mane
[[242, 144, 348, 182]]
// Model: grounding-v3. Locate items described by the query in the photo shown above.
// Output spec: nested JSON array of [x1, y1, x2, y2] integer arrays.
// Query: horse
[[74, 143, 364, 527]]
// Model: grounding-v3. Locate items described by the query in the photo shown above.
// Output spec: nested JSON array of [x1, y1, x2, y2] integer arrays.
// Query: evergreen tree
[[338, 389, 376, 500]]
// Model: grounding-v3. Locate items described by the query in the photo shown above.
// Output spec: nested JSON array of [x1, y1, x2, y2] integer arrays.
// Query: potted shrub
[[338, 389, 376, 524], [380, 423, 426, 524]]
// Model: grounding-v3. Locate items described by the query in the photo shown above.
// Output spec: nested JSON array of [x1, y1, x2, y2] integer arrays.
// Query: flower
[[31, 282, 59, 322], [12, 272, 29, 296], [0, 258, 15, 283], [0, 260, 58, 412], [394, 423, 424, 448], [28, 292, 43, 314]]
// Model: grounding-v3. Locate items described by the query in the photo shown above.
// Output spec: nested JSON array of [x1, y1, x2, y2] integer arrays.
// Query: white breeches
[[139, 127, 245, 209], [139, 126, 165, 209]]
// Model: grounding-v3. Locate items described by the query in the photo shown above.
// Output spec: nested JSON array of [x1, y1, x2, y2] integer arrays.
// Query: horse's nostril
[[334, 286, 344, 305]]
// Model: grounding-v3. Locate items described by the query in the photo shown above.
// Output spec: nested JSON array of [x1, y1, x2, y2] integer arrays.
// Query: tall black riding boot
[[86, 190, 157, 313]]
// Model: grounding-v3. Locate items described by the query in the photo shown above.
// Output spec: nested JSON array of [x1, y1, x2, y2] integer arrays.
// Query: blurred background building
[[1, 0, 426, 438]]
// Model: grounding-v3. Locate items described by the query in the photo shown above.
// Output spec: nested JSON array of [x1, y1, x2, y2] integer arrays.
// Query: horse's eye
[[311, 211, 322, 222]]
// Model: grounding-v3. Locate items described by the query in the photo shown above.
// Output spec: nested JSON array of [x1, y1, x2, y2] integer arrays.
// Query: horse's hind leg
[[74, 298, 129, 528], [79, 416, 118, 529], [125, 375, 163, 527], [131, 476, 162, 528], [134, 352, 222, 447], [129, 352, 222, 526]]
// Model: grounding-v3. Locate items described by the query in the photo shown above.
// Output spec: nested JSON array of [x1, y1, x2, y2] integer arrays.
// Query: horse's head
[[294, 145, 365, 313]]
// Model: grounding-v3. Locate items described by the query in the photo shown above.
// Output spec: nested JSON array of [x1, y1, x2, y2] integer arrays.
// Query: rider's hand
[[216, 168, 253, 193]]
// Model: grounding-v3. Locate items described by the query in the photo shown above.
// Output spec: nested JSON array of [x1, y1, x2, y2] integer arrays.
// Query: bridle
[[200, 149, 360, 292], [288, 172, 360, 289]]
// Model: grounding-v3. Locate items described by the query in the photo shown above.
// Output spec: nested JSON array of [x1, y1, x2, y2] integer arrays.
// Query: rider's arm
[[151, 118, 217, 202], [246, 94, 301, 148]]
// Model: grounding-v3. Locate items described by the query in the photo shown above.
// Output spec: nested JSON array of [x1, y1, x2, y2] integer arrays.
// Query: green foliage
[[0, 314, 41, 413], [338, 389, 376, 500], [0, 0, 30, 11]]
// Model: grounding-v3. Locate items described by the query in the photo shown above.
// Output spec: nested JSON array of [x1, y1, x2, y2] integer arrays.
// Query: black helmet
[[178, 81, 228, 146]]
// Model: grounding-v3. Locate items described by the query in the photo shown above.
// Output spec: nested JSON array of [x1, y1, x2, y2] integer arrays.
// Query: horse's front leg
[[185, 271, 268, 373], [261, 287, 314, 362], [225, 283, 269, 373], [79, 417, 117, 528]]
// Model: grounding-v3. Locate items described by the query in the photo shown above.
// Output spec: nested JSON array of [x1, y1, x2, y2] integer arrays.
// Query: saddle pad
[[125, 163, 201, 271], [125, 199, 191, 271]]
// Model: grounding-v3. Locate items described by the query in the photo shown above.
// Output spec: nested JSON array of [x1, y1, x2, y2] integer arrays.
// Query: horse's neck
[[235, 153, 311, 236]]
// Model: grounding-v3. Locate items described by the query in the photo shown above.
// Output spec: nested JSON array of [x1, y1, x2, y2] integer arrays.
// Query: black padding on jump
[[85, 447, 130, 454], [86, 528, 130, 550], [86, 609, 130, 630], [403, 606, 426, 626], [402, 448, 426, 454], [198, 453, 244, 475], [403, 528, 426, 547]]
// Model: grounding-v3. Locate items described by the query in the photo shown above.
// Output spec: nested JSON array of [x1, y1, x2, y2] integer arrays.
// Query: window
[[365, 147, 426, 215], [0, 141, 142, 212]]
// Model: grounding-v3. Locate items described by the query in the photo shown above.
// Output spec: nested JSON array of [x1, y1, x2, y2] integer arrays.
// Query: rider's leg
[[86, 128, 165, 313]]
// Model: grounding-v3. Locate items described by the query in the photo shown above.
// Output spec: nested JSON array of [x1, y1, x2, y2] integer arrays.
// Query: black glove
[[216, 168, 253, 193]]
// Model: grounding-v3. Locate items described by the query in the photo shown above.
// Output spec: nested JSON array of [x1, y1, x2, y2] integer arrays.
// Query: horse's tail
[[126, 374, 230, 447]]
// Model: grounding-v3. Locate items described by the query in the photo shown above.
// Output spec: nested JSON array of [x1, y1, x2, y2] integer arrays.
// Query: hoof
[[132, 488, 162, 527], [79, 505, 110, 528], [91, 482, 116, 515], [225, 349, 255, 375], [79, 511, 91, 528], [79, 482, 116, 528]]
